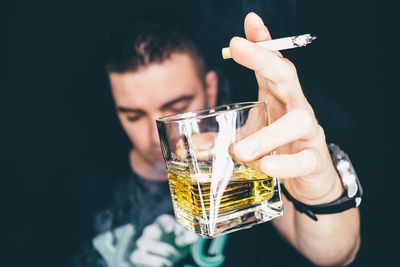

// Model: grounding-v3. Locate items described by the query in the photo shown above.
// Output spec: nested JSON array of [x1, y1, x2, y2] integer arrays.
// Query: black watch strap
[[281, 185, 358, 221], [280, 144, 362, 221]]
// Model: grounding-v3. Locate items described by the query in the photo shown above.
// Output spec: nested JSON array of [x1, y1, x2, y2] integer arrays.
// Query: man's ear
[[204, 71, 218, 109]]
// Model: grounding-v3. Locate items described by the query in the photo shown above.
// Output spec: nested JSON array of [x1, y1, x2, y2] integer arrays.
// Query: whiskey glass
[[156, 101, 283, 238]]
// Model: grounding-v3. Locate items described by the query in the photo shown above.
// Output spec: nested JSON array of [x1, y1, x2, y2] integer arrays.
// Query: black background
[[5, 0, 389, 266]]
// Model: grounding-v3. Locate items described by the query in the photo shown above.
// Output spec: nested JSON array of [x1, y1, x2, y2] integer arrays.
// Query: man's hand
[[228, 13, 360, 266], [229, 12, 344, 204]]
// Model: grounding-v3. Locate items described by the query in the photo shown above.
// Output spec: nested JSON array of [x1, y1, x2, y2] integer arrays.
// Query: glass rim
[[156, 101, 267, 123]]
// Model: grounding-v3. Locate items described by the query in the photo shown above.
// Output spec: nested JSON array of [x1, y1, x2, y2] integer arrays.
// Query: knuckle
[[298, 149, 319, 175], [275, 83, 292, 101], [291, 108, 315, 136], [313, 150, 325, 174], [308, 150, 321, 174], [263, 127, 279, 151], [283, 58, 298, 77]]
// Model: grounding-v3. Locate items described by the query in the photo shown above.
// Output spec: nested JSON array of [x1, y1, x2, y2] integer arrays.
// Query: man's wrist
[[314, 167, 345, 204], [282, 143, 362, 221], [284, 165, 345, 206]]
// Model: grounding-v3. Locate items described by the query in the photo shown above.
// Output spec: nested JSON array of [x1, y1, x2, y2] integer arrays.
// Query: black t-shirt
[[72, 171, 314, 267]]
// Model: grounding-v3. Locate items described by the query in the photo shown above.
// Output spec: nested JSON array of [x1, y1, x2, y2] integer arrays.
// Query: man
[[75, 12, 360, 267]]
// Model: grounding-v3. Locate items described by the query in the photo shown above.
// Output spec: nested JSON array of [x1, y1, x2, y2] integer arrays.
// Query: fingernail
[[263, 158, 283, 173], [235, 139, 258, 159]]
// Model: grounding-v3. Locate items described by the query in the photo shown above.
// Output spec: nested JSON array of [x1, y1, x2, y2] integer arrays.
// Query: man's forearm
[[294, 207, 360, 266], [273, 192, 361, 266]]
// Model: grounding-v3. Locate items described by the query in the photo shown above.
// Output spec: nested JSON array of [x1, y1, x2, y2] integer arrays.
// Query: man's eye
[[169, 104, 190, 113], [126, 116, 141, 122]]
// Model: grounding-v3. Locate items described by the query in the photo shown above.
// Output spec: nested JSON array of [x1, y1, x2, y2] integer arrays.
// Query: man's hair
[[106, 18, 207, 80]]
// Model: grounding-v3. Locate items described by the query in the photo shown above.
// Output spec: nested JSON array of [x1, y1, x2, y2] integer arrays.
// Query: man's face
[[109, 53, 218, 180]]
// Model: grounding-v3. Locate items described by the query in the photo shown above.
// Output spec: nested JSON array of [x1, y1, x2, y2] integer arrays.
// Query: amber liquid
[[167, 161, 274, 218]]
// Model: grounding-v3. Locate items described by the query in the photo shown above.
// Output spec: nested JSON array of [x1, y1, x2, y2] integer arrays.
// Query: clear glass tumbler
[[156, 101, 283, 238]]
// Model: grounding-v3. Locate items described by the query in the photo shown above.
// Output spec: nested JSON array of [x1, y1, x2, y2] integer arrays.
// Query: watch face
[[346, 160, 363, 199], [282, 143, 363, 220], [355, 172, 363, 197], [355, 197, 362, 207], [332, 145, 362, 199]]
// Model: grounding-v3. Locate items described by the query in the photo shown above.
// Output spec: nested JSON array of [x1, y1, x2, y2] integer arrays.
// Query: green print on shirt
[[93, 224, 134, 267], [187, 235, 229, 267], [92, 221, 228, 267]]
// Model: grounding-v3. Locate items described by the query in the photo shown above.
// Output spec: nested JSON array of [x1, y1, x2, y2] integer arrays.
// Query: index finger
[[243, 13, 283, 59], [229, 36, 297, 85], [244, 12, 271, 42]]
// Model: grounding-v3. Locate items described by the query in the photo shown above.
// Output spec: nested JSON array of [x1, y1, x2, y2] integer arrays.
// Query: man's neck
[[129, 149, 167, 181]]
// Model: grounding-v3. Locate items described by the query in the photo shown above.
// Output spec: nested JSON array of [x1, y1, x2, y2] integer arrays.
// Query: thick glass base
[[172, 182, 283, 239]]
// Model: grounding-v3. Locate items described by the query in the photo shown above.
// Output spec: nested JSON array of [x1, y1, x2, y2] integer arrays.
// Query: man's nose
[[149, 115, 161, 145]]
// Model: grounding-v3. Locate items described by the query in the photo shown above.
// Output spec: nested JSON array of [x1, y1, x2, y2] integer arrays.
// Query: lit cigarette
[[222, 34, 317, 59]]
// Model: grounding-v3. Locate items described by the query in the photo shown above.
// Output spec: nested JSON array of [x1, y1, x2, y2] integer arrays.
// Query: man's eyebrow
[[161, 95, 194, 110], [117, 107, 144, 113], [116, 95, 195, 113]]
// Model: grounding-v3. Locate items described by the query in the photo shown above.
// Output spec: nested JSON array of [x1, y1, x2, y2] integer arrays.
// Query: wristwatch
[[281, 143, 363, 221]]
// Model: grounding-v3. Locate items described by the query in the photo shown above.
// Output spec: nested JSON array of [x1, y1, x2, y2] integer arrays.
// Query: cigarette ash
[[292, 34, 317, 47]]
